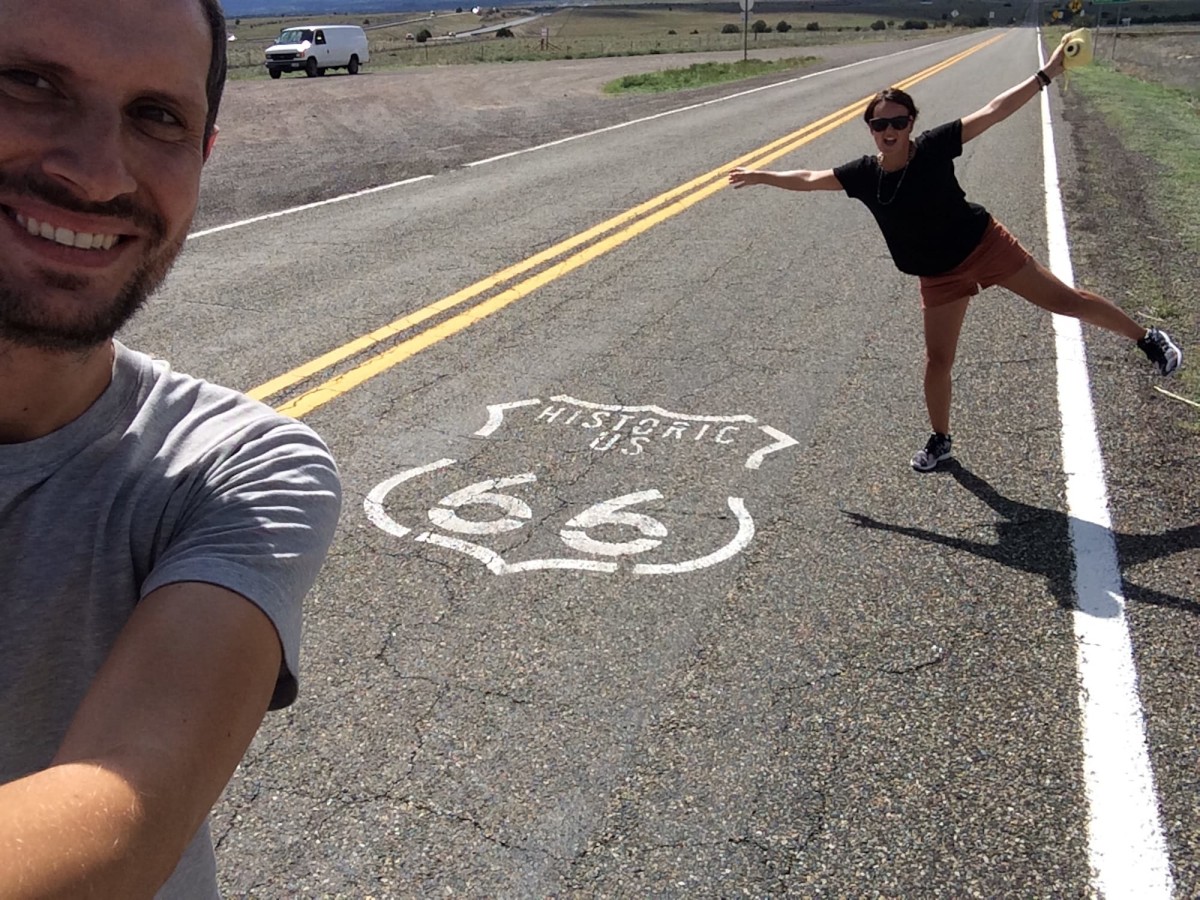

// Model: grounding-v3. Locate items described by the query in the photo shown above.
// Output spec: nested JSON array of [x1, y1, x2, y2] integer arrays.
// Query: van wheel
[[348, 56, 360, 75], [268, 68, 282, 79], [305, 57, 318, 77]]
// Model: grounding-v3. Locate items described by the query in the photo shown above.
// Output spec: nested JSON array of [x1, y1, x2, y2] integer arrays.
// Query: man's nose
[[41, 109, 137, 203]]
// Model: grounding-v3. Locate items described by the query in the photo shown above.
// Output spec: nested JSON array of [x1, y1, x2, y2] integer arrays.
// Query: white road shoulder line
[[187, 175, 433, 240], [187, 37, 969, 241], [466, 38, 969, 168], [1039, 32, 1174, 899]]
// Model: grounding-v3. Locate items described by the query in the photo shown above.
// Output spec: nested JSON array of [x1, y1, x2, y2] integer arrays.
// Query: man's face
[[0, 0, 213, 352]]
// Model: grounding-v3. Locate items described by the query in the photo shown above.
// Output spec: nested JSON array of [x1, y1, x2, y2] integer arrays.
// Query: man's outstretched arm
[[0, 583, 282, 899]]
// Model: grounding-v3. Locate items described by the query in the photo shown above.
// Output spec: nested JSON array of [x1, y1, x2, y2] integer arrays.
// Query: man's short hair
[[197, 0, 227, 142]]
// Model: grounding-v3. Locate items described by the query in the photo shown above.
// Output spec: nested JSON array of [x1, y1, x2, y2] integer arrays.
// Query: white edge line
[[190, 37, 971, 244], [1039, 29, 1174, 898], [466, 38, 972, 168], [187, 174, 434, 240]]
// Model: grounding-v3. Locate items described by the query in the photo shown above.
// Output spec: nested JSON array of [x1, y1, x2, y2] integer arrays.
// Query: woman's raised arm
[[961, 40, 1066, 143]]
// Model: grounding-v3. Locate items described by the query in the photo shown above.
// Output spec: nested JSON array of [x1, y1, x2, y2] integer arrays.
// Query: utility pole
[[739, 0, 753, 61]]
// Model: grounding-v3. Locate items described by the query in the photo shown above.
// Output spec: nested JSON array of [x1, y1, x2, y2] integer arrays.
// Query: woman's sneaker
[[1138, 327, 1182, 375], [911, 432, 953, 472]]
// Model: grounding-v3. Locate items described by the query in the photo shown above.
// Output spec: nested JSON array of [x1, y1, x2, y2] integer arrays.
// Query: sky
[[223, 0, 457, 16]]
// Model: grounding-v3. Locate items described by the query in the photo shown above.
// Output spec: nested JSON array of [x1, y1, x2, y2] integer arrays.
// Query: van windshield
[[277, 29, 313, 44]]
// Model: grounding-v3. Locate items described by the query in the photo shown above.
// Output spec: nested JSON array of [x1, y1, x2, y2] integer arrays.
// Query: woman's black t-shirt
[[832, 119, 992, 277]]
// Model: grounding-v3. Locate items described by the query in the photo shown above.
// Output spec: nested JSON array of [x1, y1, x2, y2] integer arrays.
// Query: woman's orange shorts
[[918, 219, 1033, 309]]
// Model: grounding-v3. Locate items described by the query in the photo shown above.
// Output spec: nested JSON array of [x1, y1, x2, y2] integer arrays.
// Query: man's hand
[[0, 583, 282, 899]]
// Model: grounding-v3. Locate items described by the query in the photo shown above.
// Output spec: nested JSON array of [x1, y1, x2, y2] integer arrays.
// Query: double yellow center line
[[251, 33, 1006, 420]]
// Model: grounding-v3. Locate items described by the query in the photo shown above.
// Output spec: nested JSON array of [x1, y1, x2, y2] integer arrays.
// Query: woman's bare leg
[[922, 296, 971, 435], [998, 259, 1145, 340]]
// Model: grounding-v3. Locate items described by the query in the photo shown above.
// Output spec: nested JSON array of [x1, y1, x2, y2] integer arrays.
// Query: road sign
[[739, 0, 754, 11]]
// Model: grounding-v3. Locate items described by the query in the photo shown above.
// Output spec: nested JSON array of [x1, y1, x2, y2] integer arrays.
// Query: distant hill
[[222, 0, 465, 15]]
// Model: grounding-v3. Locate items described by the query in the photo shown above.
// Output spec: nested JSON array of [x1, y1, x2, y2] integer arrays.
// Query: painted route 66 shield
[[365, 395, 798, 576]]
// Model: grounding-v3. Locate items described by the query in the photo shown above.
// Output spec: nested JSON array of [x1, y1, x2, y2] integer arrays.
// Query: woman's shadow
[[843, 460, 1199, 617]]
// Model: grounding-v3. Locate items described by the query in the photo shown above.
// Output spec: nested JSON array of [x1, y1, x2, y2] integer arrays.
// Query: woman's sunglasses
[[869, 115, 912, 133]]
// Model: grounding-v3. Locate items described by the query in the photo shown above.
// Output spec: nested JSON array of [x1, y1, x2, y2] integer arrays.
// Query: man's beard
[[0, 248, 181, 352], [0, 170, 181, 353]]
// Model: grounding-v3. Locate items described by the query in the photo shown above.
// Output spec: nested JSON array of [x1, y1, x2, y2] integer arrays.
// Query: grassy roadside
[[224, 11, 969, 79], [602, 55, 819, 93], [225, 29, 933, 80], [1050, 37, 1200, 405], [1067, 67, 1200, 257]]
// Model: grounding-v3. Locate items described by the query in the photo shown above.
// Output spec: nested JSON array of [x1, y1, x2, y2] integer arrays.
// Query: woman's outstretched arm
[[728, 167, 843, 191], [961, 41, 1066, 143]]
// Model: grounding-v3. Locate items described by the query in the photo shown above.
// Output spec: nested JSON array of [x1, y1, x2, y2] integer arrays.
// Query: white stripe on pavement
[[187, 37, 972, 241], [187, 175, 434, 240], [466, 39, 969, 168], [1038, 32, 1174, 899]]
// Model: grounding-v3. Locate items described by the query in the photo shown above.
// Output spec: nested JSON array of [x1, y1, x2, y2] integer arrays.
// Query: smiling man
[[0, 1, 341, 897]]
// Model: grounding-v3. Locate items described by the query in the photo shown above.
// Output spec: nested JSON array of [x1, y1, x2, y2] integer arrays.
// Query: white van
[[264, 25, 369, 79]]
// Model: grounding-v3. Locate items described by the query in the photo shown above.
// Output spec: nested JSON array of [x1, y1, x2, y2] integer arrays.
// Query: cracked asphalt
[[121, 29, 1198, 898]]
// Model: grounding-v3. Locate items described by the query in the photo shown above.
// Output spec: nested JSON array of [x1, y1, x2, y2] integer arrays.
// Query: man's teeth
[[16, 213, 118, 250]]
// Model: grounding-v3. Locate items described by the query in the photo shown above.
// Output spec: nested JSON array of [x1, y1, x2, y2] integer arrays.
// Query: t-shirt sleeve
[[140, 418, 342, 709], [832, 155, 874, 200], [917, 120, 964, 161]]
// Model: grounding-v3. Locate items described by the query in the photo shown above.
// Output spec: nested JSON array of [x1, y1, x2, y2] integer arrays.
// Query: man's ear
[[203, 125, 219, 162]]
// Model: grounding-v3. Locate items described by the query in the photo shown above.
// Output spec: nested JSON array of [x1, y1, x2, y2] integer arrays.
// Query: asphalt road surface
[[120, 28, 1198, 897]]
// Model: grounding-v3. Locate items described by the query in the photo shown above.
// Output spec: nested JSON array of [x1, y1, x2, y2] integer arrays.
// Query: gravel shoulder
[[1058, 56, 1200, 892], [197, 36, 957, 228]]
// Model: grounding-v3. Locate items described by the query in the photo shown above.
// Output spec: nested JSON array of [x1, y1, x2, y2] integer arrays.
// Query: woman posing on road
[[729, 40, 1182, 472]]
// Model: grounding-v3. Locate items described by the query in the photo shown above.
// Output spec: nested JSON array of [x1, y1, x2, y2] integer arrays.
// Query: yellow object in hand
[[1060, 27, 1093, 68]]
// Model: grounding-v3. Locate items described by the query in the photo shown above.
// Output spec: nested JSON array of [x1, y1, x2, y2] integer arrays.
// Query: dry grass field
[[226, 3, 1200, 78], [225, 4, 998, 76], [1096, 24, 1200, 91]]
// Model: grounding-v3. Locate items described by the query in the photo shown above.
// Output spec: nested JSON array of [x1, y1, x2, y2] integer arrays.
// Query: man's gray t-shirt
[[0, 342, 342, 898]]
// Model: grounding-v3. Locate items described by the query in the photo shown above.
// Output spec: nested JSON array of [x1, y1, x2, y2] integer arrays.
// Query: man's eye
[[0, 69, 53, 91], [134, 104, 183, 127]]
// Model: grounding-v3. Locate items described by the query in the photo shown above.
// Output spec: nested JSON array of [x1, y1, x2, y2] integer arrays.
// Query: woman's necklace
[[876, 145, 915, 207]]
